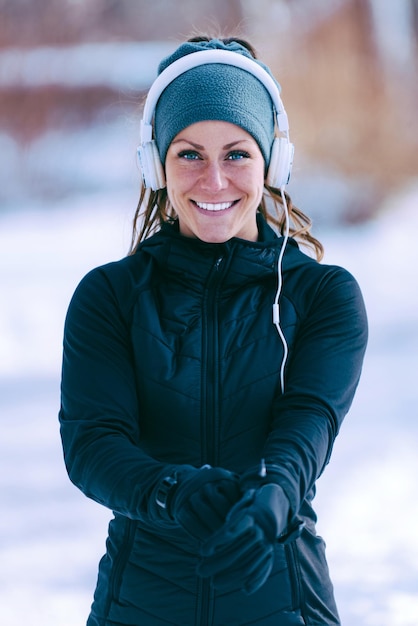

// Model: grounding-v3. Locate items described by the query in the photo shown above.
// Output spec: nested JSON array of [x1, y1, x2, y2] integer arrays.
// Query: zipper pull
[[214, 256, 223, 270]]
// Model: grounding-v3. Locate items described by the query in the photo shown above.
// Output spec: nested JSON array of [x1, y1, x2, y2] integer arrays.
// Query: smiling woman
[[59, 35, 368, 626], [131, 36, 323, 258]]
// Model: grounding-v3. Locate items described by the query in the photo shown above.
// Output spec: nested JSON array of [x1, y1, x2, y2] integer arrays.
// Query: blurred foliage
[[0, 0, 417, 217], [0, 0, 244, 46]]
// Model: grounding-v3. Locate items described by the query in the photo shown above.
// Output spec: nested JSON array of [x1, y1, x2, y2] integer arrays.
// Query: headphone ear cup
[[137, 140, 166, 190], [266, 137, 294, 188]]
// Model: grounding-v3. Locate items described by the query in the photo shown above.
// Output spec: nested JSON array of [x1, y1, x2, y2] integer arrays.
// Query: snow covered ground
[[313, 185, 418, 625], [1, 149, 417, 623]]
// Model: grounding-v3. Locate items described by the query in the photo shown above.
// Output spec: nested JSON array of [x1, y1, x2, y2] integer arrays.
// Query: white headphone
[[137, 49, 294, 191]]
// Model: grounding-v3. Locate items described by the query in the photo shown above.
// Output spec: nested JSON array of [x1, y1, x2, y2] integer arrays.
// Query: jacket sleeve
[[261, 265, 368, 517], [59, 265, 179, 521]]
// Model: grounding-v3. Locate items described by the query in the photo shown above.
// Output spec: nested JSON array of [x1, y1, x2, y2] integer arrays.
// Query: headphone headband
[[140, 49, 289, 145], [137, 47, 294, 190]]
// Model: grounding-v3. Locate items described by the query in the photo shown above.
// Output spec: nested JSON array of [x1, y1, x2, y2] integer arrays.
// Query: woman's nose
[[200, 161, 228, 191]]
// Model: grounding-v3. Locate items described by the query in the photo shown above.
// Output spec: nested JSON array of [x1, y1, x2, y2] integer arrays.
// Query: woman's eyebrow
[[170, 138, 204, 149]]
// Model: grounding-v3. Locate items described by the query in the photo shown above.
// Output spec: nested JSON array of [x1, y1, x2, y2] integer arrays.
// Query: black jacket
[[59, 216, 368, 625]]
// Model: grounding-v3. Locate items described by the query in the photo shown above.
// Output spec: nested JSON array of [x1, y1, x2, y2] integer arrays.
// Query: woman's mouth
[[194, 201, 236, 212]]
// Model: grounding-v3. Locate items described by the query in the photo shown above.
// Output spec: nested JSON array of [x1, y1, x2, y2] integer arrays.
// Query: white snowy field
[[1, 180, 418, 626]]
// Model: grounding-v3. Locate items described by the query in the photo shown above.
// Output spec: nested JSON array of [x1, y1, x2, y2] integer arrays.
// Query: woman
[[59, 36, 368, 625]]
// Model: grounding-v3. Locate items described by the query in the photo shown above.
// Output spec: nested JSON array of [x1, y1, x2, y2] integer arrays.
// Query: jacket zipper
[[198, 254, 225, 626], [285, 541, 302, 610], [196, 577, 214, 626], [200, 254, 224, 467], [104, 518, 136, 618]]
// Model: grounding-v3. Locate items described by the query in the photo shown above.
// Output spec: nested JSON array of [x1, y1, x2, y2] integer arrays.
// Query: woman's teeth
[[196, 201, 233, 212]]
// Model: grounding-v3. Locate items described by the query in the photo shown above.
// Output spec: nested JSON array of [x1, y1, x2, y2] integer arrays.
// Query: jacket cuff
[[148, 465, 188, 524], [154, 474, 179, 519], [240, 461, 305, 543], [239, 460, 284, 489]]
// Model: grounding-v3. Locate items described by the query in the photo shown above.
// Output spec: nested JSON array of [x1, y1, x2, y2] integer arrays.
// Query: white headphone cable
[[272, 187, 290, 394]]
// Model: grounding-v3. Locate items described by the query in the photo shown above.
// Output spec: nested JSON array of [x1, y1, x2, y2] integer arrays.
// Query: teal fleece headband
[[154, 39, 279, 166]]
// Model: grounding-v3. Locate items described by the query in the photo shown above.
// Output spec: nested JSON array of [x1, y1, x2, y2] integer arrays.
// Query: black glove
[[153, 465, 241, 543], [197, 483, 290, 594]]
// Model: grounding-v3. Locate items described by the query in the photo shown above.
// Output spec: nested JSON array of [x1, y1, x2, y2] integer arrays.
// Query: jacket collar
[[138, 214, 305, 288]]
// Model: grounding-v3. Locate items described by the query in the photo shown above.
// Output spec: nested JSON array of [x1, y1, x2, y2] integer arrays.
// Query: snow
[[0, 194, 133, 626], [312, 185, 418, 624]]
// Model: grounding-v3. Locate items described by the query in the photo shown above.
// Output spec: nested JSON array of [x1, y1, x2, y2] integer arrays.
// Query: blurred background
[[0, 1, 417, 625]]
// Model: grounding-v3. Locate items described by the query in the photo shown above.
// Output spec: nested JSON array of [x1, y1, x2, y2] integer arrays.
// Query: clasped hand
[[162, 465, 241, 543], [197, 483, 290, 594], [155, 465, 291, 594]]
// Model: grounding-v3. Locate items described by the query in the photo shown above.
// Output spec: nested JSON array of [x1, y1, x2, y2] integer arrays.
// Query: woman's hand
[[154, 465, 241, 542], [197, 484, 291, 594]]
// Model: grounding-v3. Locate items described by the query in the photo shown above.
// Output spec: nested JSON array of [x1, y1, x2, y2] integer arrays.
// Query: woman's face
[[165, 120, 265, 243]]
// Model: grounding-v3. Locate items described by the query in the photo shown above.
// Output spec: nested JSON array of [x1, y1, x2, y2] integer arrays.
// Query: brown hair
[[129, 36, 324, 261]]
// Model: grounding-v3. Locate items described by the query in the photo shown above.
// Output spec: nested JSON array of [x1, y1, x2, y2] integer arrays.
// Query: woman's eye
[[227, 150, 250, 161], [178, 150, 200, 160]]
